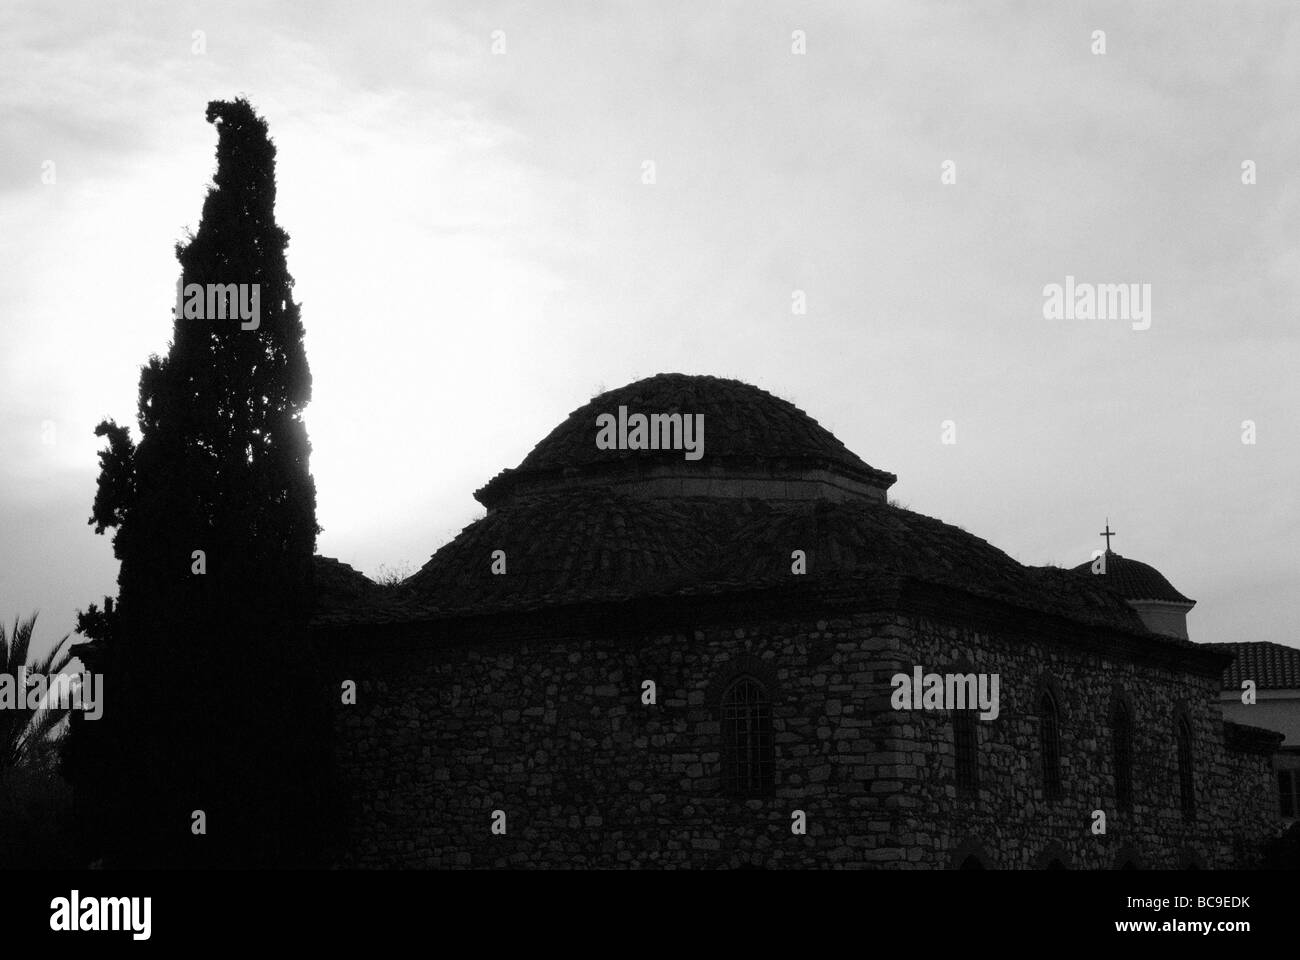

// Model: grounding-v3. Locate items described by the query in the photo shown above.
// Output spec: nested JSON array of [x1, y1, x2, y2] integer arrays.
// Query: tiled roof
[[1205, 641, 1300, 691], [1069, 551, 1193, 604], [313, 556, 382, 616], [310, 374, 1181, 643], [475, 374, 896, 508], [313, 493, 1153, 636]]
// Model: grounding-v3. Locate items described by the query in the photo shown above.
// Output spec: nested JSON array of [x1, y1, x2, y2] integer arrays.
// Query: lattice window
[[1112, 700, 1134, 809], [954, 708, 979, 796], [721, 677, 774, 797], [1040, 690, 1062, 800], [1279, 770, 1298, 819], [1176, 716, 1195, 818]]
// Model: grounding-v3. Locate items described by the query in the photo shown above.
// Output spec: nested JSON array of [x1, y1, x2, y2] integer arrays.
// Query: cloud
[[1, 0, 1297, 648]]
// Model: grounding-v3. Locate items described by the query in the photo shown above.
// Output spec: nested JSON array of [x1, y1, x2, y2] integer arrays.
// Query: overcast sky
[[2, 1, 1297, 657]]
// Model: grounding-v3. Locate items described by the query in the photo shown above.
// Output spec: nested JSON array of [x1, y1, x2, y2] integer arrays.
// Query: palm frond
[[2, 614, 37, 675], [0, 611, 75, 772], [30, 632, 74, 677]]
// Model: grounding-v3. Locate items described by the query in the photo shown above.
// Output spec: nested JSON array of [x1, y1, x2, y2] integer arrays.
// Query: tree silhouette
[[0, 613, 74, 773], [68, 98, 328, 868]]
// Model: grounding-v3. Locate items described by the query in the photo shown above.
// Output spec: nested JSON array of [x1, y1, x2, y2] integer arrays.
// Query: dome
[[317, 374, 1158, 638], [474, 373, 897, 509], [1070, 551, 1193, 604]]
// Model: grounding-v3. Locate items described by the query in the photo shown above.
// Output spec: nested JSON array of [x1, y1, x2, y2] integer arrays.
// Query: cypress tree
[[70, 99, 325, 867]]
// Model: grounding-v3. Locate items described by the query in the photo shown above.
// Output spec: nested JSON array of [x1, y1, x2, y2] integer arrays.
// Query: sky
[[1, 1, 1297, 658]]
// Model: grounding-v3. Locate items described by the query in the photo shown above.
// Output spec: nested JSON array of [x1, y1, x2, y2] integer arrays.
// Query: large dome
[[475, 373, 897, 509], [303, 373, 1160, 638]]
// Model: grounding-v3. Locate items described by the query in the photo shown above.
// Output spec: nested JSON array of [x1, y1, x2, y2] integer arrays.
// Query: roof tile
[[1205, 641, 1300, 691]]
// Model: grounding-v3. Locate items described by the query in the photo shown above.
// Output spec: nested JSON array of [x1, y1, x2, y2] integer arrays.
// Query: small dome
[[1071, 551, 1193, 604]]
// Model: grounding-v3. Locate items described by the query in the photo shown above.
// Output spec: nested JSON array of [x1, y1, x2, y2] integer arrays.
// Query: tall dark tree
[[68, 99, 327, 867]]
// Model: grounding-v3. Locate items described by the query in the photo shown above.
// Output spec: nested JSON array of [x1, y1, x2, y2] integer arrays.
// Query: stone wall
[[325, 605, 1277, 868], [1218, 722, 1285, 860], [899, 615, 1278, 869]]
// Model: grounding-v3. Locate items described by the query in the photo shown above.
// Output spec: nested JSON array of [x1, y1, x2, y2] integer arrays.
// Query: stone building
[[312, 373, 1280, 868], [1208, 641, 1300, 826]]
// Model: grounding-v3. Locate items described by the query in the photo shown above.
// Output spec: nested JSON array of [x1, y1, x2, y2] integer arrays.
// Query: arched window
[[951, 839, 991, 871], [954, 708, 979, 796], [1279, 769, 1298, 819], [1112, 699, 1134, 809], [1176, 715, 1195, 818], [1039, 689, 1062, 800], [721, 676, 773, 797]]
